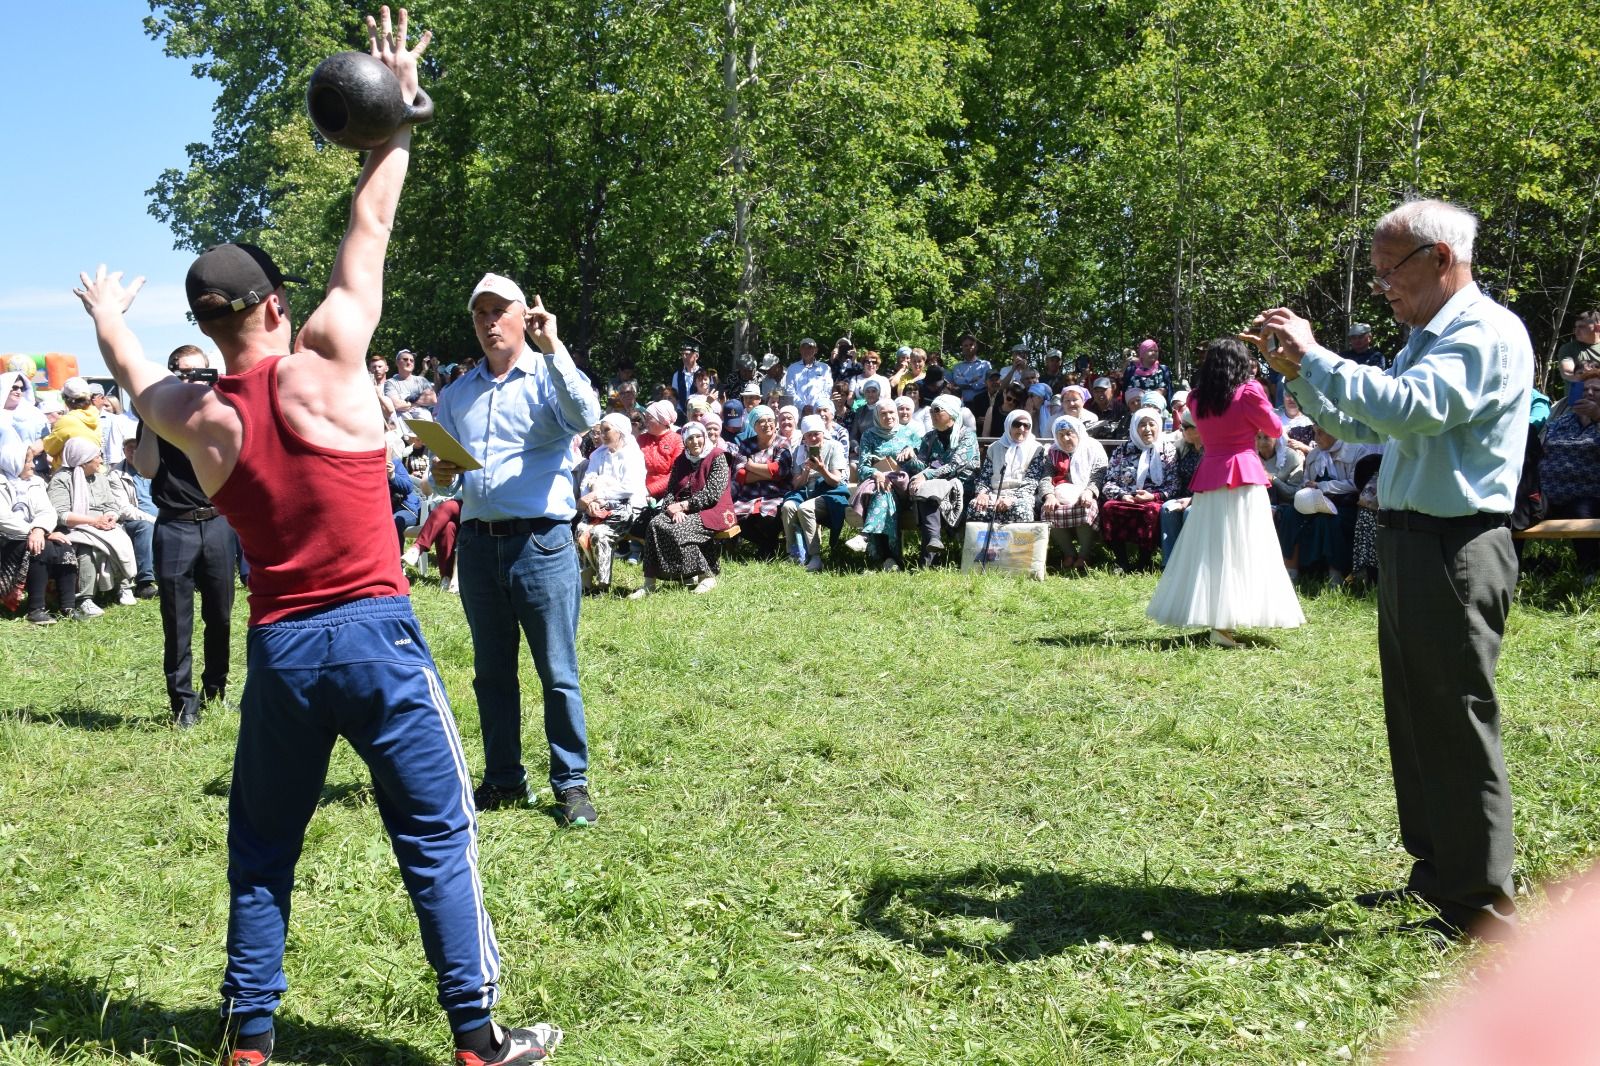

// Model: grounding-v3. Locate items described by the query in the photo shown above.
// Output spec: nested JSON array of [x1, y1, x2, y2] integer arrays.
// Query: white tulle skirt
[[1146, 484, 1304, 631]]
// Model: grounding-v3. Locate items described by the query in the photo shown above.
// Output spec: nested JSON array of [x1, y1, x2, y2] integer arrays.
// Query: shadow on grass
[[2, 700, 163, 732], [0, 966, 433, 1065], [201, 772, 373, 809], [1036, 630, 1285, 651], [858, 865, 1341, 957]]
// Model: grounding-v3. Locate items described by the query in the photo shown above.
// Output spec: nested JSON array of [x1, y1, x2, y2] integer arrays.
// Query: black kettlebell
[[306, 51, 434, 150]]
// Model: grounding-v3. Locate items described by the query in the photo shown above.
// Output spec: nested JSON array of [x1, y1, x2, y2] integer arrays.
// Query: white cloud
[[0, 282, 207, 377]]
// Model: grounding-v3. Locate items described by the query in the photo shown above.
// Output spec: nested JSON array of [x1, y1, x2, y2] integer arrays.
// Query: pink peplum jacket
[[1187, 379, 1283, 493]]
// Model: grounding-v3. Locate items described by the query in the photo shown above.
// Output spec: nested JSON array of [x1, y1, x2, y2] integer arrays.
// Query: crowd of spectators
[[5, 307, 1597, 620]]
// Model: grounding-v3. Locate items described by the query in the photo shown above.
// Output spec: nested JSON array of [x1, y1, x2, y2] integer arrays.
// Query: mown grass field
[[3, 550, 1599, 1065]]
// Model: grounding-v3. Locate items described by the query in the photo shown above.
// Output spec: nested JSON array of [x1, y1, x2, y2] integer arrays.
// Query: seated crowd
[[9, 310, 1595, 621]]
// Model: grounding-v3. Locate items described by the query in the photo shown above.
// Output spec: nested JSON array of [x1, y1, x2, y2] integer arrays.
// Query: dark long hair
[[1191, 337, 1256, 419]]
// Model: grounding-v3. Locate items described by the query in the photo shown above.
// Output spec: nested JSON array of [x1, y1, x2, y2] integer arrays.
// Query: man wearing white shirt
[[782, 337, 832, 415]]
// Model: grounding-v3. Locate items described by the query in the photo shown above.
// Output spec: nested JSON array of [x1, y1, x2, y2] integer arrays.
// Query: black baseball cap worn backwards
[[186, 243, 307, 321]]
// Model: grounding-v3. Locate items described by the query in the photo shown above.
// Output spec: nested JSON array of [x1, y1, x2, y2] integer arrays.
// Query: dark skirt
[[1100, 498, 1162, 550]]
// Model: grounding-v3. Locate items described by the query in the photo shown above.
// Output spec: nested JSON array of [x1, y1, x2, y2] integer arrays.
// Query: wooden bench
[[1514, 519, 1600, 540]]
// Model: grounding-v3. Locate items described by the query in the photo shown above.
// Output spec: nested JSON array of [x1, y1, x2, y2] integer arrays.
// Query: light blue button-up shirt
[[1286, 282, 1531, 517], [435, 343, 602, 522]]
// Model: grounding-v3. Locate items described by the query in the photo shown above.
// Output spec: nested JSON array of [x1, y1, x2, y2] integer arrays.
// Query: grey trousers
[[1376, 520, 1517, 930]]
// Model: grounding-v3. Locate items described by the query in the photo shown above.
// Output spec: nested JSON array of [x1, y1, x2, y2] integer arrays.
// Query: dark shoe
[[1354, 887, 1424, 909], [228, 1026, 274, 1065], [135, 581, 159, 600], [202, 686, 227, 706], [26, 608, 56, 626], [1399, 914, 1470, 945], [173, 704, 202, 730], [474, 780, 532, 811], [454, 1022, 563, 1065], [555, 785, 597, 827], [59, 607, 88, 622]]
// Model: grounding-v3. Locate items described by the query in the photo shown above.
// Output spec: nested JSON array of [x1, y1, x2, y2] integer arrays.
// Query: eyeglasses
[[1370, 243, 1436, 294]]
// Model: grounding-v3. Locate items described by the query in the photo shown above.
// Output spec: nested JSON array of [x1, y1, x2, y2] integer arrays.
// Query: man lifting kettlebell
[[74, 8, 560, 1065]]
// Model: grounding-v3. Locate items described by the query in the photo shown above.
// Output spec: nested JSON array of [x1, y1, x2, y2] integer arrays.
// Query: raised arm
[[74, 265, 217, 447], [293, 7, 432, 368]]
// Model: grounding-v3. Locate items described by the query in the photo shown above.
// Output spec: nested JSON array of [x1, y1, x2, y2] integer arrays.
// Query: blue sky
[[1, 1, 220, 376]]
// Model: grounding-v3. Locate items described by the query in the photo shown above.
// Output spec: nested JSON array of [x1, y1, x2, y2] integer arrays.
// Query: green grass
[[3, 549, 1599, 1064]]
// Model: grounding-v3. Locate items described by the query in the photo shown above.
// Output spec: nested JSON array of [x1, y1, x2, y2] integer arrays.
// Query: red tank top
[[211, 355, 407, 625]]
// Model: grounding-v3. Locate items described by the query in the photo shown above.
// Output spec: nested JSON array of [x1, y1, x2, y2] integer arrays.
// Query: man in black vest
[[133, 345, 238, 729]]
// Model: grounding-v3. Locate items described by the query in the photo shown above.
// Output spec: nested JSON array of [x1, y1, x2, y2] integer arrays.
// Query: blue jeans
[[125, 517, 155, 585], [457, 522, 588, 794], [1158, 501, 1188, 568]]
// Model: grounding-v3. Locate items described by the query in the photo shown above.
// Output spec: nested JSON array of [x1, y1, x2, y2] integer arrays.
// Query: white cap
[[468, 273, 527, 313], [61, 377, 92, 401]]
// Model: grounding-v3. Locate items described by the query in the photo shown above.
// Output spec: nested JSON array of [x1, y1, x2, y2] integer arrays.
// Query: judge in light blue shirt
[[433, 273, 603, 828], [1254, 199, 1528, 941]]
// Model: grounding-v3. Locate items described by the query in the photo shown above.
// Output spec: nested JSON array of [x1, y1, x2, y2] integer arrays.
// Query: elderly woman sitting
[[1040, 414, 1108, 571], [851, 378, 887, 449], [632, 422, 735, 597], [730, 404, 793, 557], [970, 410, 1048, 528], [903, 395, 980, 568], [637, 399, 684, 501], [1, 426, 80, 624], [1099, 407, 1179, 570], [780, 415, 850, 570], [1158, 410, 1204, 567], [1276, 424, 1378, 586], [1539, 376, 1600, 576], [46, 437, 139, 613], [576, 413, 648, 594], [847, 398, 924, 570]]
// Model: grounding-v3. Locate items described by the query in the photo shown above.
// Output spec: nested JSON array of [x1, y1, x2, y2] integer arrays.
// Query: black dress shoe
[[173, 704, 202, 730], [1354, 887, 1424, 908], [1399, 914, 1470, 944]]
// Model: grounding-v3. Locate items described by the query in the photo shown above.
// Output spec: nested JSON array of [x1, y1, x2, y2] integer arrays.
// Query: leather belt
[[463, 517, 557, 537], [1377, 509, 1509, 534], [164, 506, 219, 523]]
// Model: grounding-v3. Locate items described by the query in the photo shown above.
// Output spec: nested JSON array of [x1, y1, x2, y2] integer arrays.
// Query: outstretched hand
[[366, 6, 431, 107], [1242, 307, 1320, 381], [73, 264, 145, 321], [524, 295, 561, 353]]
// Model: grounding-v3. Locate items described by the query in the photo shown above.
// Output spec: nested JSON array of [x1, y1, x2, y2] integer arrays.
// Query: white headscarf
[[61, 436, 100, 516], [0, 419, 27, 483], [1127, 408, 1165, 490], [1052, 414, 1105, 488], [680, 420, 711, 461], [990, 408, 1042, 486]]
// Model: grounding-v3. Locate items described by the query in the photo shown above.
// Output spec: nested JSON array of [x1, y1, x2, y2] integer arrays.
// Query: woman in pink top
[[1147, 337, 1304, 646]]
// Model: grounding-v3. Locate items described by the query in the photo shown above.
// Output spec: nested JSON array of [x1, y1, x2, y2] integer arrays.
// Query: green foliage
[[144, 1, 1600, 384]]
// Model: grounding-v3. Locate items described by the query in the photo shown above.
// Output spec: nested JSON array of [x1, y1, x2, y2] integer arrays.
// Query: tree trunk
[[1341, 84, 1366, 332], [724, 0, 756, 368], [1545, 169, 1600, 381]]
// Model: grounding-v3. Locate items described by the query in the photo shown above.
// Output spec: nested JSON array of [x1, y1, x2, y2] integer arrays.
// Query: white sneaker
[[844, 535, 867, 553], [446, 570, 460, 594], [691, 575, 718, 594], [805, 555, 824, 572], [77, 599, 105, 617], [628, 580, 656, 600], [401, 545, 420, 569], [117, 587, 138, 607]]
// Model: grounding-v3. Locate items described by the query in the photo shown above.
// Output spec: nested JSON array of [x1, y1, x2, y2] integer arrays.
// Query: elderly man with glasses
[[1253, 199, 1532, 943]]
